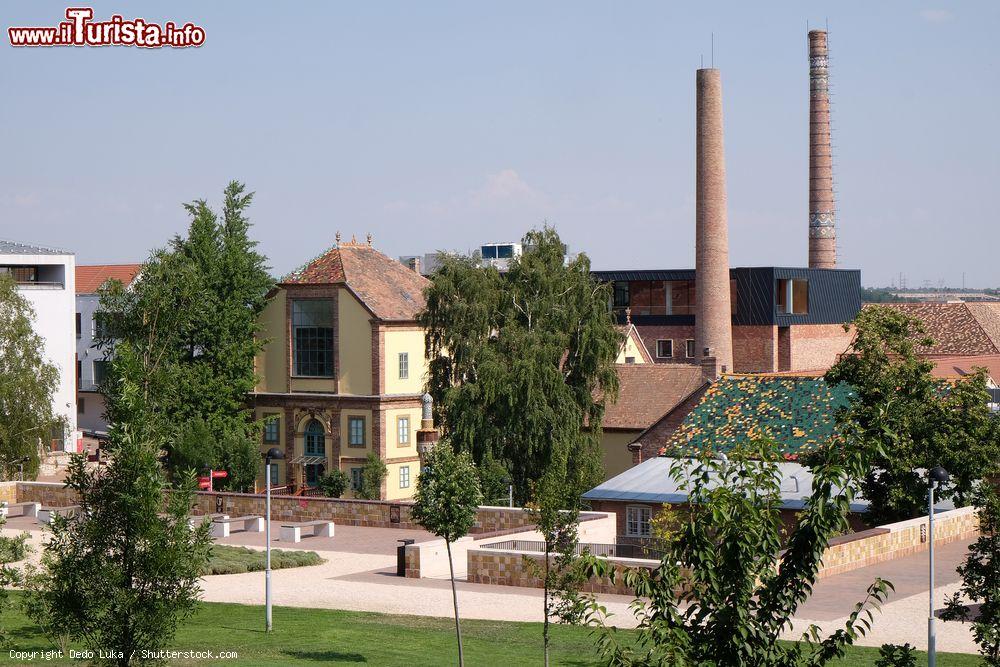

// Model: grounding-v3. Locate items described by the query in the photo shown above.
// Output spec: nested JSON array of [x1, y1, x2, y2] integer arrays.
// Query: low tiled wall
[[816, 506, 979, 578], [0, 482, 17, 505], [12, 483, 539, 533], [466, 549, 656, 595]]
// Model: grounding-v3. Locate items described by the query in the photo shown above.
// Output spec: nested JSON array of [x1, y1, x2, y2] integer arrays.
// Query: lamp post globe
[[929, 466, 950, 485]]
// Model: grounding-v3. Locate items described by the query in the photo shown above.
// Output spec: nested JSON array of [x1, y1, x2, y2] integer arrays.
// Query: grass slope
[[0, 596, 980, 666]]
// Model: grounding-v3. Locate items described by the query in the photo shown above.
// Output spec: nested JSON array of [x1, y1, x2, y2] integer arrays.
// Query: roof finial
[[366, 232, 373, 247], [335, 231, 342, 244], [351, 234, 357, 244], [625, 307, 632, 325]]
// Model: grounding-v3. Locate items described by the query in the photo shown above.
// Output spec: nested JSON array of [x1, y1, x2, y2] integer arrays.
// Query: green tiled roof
[[664, 375, 855, 458]]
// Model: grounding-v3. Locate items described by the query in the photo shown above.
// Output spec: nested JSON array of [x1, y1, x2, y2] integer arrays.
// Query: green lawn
[[0, 595, 981, 666]]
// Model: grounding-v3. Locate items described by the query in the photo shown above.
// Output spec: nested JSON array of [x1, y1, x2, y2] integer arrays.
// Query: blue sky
[[2, 1, 997, 287]]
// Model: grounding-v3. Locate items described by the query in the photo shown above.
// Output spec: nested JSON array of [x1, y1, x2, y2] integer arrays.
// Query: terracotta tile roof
[[872, 302, 1000, 355], [602, 364, 707, 430], [75, 264, 142, 294], [664, 374, 855, 457], [927, 354, 1000, 382], [282, 241, 428, 321]]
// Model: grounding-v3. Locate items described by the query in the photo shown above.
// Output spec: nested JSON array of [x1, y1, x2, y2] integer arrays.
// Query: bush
[[318, 470, 350, 498], [201, 545, 324, 576], [876, 643, 917, 667]]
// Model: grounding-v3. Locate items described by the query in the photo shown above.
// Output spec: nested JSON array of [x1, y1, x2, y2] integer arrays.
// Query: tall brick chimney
[[808, 30, 837, 269], [694, 68, 734, 376]]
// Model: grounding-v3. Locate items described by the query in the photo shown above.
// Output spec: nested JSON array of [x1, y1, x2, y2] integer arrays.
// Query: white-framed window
[[348, 416, 366, 447], [626, 505, 652, 537], [656, 340, 673, 358], [350, 467, 363, 491], [398, 352, 409, 380], [397, 416, 410, 445], [399, 465, 410, 489], [685, 339, 696, 359]]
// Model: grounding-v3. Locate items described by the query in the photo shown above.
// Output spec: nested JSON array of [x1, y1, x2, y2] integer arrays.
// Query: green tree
[[318, 469, 350, 498], [0, 275, 61, 480], [942, 483, 1000, 665], [419, 226, 620, 505], [526, 471, 590, 667], [25, 343, 212, 666], [584, 439, 893, 666], [99, 181, 273, 491], [357, 452, 387, 500], [411, 444, 483, 667], [826, 305, 1000, 524]]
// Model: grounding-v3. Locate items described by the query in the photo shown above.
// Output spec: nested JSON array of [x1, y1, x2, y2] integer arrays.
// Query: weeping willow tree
[[418, 226, 621, 506]]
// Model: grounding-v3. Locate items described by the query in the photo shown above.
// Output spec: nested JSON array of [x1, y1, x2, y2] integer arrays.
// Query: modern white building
[[0, 240, 79, 452], [75, 264, 141, 436]]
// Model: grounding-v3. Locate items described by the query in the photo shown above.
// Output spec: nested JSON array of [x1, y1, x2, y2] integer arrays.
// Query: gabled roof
[[282, 241, 429, 321], [617, 323, 654, 364], [76, 264, 142, 294], [582, 456, 868, 512], [0, 239, 70, 255], [873, 302, 1000, 356], [664, 374, 854, 458], [602, 364, 707, 430]]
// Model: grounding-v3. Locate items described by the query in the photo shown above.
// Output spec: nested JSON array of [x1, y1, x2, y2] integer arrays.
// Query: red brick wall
[[788, 323, 854, 371], [732, 325, 778, 372], [635, 325, 696, 365]]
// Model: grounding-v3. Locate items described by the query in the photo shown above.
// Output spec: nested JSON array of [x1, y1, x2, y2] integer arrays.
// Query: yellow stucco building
[[252, 237, 430, 500]]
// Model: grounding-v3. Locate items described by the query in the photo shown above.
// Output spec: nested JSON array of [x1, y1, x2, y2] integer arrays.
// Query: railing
[[482, 539, 665, 561], [17, 282, 65, 290]]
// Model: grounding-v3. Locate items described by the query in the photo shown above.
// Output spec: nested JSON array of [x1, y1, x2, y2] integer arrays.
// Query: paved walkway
[[2, 518, 980, 654]]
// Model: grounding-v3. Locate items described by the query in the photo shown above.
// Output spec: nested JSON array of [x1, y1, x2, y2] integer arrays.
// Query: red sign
[[197, 477, 211, 490], [210, 470, 228, 479]]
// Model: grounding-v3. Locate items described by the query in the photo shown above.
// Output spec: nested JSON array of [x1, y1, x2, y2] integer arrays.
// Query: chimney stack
[[695, 68, 734, 374], [808, 30, 837, 269]]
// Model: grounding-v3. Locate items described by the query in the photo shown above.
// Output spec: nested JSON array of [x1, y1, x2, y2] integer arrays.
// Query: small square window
[[625, 356, 636, 364], [656, 340, 673, 358], [397, 416, 410, 445], [348, 416, 366, 447], [263, 414, 280, 444], [399, 465, 410, 489], [398, 352, 409, 380], [685, 340, 696, 359], [350, 467, 363, 491]]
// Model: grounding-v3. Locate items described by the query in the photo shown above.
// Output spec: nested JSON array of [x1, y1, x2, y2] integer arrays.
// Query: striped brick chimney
[[808, 30, 837, 269], [695, 68, 734, 376]]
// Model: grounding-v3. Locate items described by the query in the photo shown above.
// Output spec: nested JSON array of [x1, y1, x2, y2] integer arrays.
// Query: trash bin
[[397, 539, 416, 577]]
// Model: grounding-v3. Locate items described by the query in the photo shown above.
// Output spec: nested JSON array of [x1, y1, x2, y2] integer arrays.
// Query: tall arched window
[[304, 419, 326, 485]]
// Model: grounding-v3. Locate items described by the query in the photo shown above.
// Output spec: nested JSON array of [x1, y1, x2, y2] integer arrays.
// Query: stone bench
[[38, 505, 80, 524], [0, 501, 41, 519], [212, 515, 263, 538], [159, 512, 229, 530], [280, 520, 334, 543]]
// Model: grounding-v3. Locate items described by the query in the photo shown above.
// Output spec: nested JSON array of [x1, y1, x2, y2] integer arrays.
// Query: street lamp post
[[263, 447, 284, 633], [927, 465, 950, 667], [502, 477, 513, 508]]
